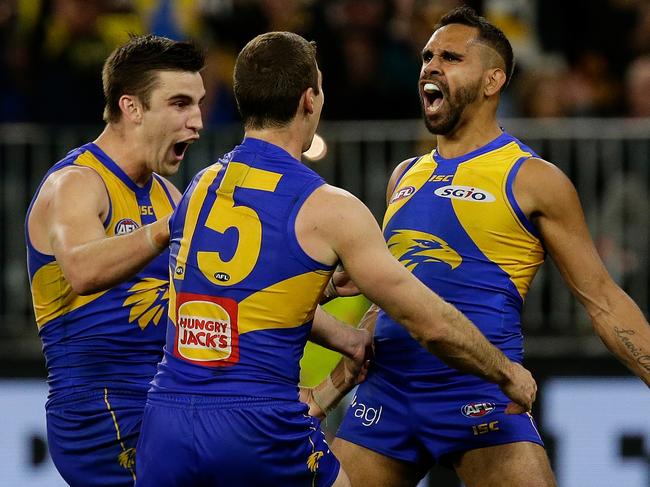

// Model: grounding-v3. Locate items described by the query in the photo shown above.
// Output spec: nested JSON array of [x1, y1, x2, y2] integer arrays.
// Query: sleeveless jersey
[[375, 132, 545, 380], [150, 137, 334, 400], [26, 143, 175, 402]]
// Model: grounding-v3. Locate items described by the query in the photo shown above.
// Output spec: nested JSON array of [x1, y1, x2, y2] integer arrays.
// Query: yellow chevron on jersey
[[30, 262, 109, 328], [451, 141, 543, 298], [238, 270, 330, 334]]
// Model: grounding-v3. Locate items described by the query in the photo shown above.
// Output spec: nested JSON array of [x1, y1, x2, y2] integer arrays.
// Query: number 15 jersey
[[150, 137, 334, 400]]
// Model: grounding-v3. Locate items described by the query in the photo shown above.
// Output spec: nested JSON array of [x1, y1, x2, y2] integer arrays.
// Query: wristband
[[311, 374, 342, 415], [144, 224, 160, 252]]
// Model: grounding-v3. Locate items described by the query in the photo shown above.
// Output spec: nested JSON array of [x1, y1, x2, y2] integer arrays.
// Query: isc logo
[[434, 185, 495, 202], [461, 402, 496, 418], [472, 421, 500, 436]]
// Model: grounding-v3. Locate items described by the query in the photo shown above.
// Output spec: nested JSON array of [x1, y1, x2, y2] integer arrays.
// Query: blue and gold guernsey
[[26, 142, 175, 401], [375, 131, 544, 380], [337, 132, 546, 465], [136, 138, 340, 487], [151, 137, 334, 399]]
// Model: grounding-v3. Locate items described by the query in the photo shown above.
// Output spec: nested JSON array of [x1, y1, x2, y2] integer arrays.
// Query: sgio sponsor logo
[[174, 293, 239, 367], [434, 185, 495, 202], [350, 395, 383, 427]]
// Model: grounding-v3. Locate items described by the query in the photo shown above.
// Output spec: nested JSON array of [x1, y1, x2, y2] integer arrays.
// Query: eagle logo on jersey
[[306, 451, 324, 473], [123, 278, 169, 329], [387, 229, 462, 270], [118, 448, 135, 469]]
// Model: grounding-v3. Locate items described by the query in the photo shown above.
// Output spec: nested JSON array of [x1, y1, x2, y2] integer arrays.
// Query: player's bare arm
[[310, 306, 372, 364], [516, 157, 650, 386], [297, 184, 537, 412], [301, 307, 373, 417], [28, 165, 171, 295]]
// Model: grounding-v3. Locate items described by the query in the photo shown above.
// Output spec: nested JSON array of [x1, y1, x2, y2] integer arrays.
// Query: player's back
[[25, 143, 174, 403], [151, 137, 334, 400]]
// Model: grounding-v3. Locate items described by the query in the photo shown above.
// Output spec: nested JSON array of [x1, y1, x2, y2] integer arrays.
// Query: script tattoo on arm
[[613, 326, 650, 373]]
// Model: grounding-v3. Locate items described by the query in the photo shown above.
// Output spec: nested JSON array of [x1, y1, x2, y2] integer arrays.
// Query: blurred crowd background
[[2, 0, 650, 127], [1, 3, 650, 485]]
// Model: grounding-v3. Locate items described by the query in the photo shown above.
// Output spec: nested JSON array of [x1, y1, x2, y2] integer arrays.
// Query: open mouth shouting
[[171, 138, 197, 161], [422, 81, 445, 114]]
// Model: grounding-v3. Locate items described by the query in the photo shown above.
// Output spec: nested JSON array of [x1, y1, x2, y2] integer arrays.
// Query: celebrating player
[[25, 34, 205, 486], [331, 7, 650, 487]]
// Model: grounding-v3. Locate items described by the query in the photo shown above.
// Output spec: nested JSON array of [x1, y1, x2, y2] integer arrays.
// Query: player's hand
[[331, 266, 360, 297], [500, 362, 537, 414], [321, 266, 361, 303], [301, 329, 373, 419], [342, 328, 373, 387]]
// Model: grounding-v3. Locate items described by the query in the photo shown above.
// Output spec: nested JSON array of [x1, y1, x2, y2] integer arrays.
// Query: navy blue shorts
[[46, 389, 146, 487], [336, 368, 543, 467], [136, 394, 340, 487]]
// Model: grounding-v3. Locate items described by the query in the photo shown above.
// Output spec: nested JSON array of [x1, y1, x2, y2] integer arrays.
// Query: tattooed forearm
[[613, 326, 650, 373]]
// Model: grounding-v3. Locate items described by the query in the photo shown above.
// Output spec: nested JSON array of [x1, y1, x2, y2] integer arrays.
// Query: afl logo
[[390, 186, 415, 204], [434, 185, 495, 202], [115, 218, 139, 235], [214, 272, 230, 282], [461, 402, 496, 418]]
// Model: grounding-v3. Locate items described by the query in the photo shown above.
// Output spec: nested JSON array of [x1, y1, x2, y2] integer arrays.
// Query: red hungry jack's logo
[[174, 292, 239, 367]]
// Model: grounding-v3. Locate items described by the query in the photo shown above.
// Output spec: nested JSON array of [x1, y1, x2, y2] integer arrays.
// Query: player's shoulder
[[515, 157, 577, 215], [518, 157, 573, 189], [301, 184, 371, 226], [44, 164, 105, 196], [386, 156, 421, 202], [310, 183, 363, 205]]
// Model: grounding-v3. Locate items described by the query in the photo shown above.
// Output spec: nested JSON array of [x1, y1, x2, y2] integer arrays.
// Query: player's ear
[[484, 68, 506, 96], [303, 87, 316, 115], [118, 94, 143, 123]]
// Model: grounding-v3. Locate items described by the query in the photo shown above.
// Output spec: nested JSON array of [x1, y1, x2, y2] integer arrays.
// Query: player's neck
[[93, 125, 152, 187], [245, 124, 306, 161], [435, 118, 503, 160]]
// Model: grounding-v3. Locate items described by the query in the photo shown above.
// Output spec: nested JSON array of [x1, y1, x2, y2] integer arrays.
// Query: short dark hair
[[234, 31, 319, 129], [435, 6, 514, 88], [102, 34, 205, 123]]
